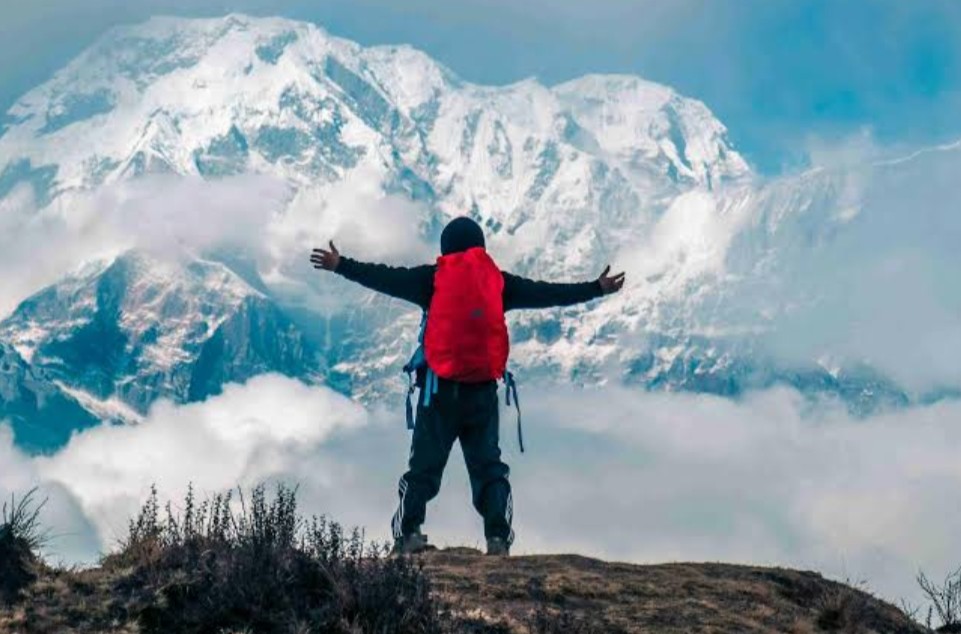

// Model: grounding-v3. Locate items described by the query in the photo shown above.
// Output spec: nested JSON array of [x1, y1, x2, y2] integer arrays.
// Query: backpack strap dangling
[[405, 372, 416, 430], [403, 312, 429, 430], [422, 368, 439, 408], [504, 371, 524, 453]]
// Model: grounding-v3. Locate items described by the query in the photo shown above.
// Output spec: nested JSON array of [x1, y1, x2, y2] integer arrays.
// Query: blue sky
[[1, 0, 960, 173]]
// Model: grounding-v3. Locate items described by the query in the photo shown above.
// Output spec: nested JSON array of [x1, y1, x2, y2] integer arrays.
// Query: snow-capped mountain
[[0, 14, 747, 284], [0, 14, 934, 449], [0, 15, 746, 192], [0, 251, 321, 449]]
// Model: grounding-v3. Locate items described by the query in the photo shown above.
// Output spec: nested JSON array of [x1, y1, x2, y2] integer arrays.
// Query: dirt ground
[[421, 548, 926, 634]]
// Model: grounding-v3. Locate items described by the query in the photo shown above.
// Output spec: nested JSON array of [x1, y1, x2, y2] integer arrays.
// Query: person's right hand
[[310, 241, 342, 272], [597, 265, 626, 295]]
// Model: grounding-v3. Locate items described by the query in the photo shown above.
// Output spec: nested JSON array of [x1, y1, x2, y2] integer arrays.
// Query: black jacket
[[335, 257, 604, 311]]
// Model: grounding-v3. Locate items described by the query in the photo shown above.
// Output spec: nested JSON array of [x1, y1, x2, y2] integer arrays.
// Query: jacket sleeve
[[501, 271, 605, 311], [335, 257, 434, 309]]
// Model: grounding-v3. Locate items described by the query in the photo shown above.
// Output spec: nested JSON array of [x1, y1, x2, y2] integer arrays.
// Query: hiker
[[310, 217, 625, 556]]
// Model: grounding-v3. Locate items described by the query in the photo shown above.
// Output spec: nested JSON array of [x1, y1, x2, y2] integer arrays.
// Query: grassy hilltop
[[0, 486, 946, 633]]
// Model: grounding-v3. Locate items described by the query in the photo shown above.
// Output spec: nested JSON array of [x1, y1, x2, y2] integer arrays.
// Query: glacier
[[0, 14, 952, 451]]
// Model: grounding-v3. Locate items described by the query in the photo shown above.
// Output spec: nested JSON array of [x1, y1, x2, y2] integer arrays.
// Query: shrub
[[0, 488, 46, 604], [108, 483, 450, 634], [918, 566, 961, 633], [814, 584, 870, 633]]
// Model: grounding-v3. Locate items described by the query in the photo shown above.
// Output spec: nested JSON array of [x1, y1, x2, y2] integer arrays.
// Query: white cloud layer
[[608, 134, 961, 394], [766, 139, 961, 391], [0, 169, 435, 320], [0, 175, 288, 318], [2, 375, 960, 610]]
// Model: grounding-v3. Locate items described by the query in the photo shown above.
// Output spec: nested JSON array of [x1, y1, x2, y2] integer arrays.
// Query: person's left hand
[[310, 241, 342, 271], [597, 265, 626, 294]]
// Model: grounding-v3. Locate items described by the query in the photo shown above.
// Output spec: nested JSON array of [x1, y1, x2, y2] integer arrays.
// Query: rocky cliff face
[[0, 342, 97, 452]]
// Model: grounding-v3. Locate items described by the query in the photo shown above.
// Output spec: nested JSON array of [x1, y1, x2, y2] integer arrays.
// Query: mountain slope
[[0, 15, 747, 201], [0, 251, 321, 446], [0, 342, 98, 453]]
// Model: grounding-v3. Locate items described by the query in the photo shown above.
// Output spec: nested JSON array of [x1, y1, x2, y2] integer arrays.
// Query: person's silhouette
[[311, 217, 624, 555]]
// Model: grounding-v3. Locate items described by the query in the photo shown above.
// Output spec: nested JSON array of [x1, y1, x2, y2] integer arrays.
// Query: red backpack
[[402, 247, 523, 451], [424, 246, 509, 382]]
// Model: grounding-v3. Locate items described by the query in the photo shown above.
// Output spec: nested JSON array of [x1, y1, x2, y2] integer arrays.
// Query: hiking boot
[[486, 537, 510, 557], [392, 530, 433, 555]]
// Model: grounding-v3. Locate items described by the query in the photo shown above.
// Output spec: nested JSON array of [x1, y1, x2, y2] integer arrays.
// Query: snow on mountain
[[0, 250, 322, 448], [0, 14, 930, 447], [0, 14, 748, 279]]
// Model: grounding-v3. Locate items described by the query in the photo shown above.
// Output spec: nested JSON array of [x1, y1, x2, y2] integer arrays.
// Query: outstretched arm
[[502, 265, 626, 310], [311, 242, 433, 309]]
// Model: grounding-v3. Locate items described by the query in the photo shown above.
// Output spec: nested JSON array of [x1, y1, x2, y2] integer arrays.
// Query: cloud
[[250, 166, 438, 316], [31, 374, 368, 553], [0, 426, 101, 564], [596, 133, 961, 395], [0, 170, 435, 319], [0, 374, 378, 564], [0, 175, 290, 317], [510, 386, 961, 606], [271, 166, 436, 279], [3, 376, 961, 609], [803, 128, 883, 170], [753, 139, 961, 392]]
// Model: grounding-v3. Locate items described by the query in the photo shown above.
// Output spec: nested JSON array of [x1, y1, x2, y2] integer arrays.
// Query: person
[[310, 217, 625, 556]]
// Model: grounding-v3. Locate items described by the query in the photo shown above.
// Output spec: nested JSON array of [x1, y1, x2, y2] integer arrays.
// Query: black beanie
[[440, 216, 486, 255]]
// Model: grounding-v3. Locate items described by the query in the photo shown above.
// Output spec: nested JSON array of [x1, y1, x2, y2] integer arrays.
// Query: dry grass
[[421, 552, 928, 634], [813, 579, 873, 633]]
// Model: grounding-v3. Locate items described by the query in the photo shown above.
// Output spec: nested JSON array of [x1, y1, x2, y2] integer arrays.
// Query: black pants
[[391, 379, 513, 544]]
